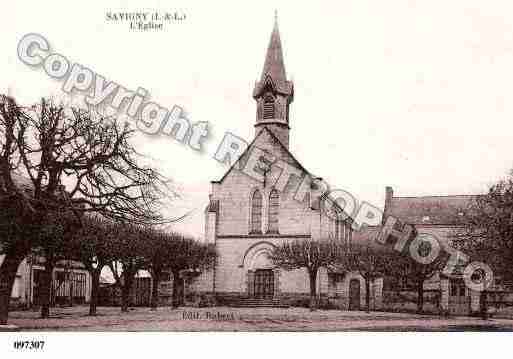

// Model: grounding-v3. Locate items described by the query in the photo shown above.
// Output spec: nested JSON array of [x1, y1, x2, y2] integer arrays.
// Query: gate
[[449, 279, 470, 316], [254, 269, 274, 298]]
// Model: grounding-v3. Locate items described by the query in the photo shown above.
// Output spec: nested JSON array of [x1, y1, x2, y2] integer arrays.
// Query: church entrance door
[[254, 269, 274, 298], [348, 279, 361, 310], [448, 279, 470, 316]]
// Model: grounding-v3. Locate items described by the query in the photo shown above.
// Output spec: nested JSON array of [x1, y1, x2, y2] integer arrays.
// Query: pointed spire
[[252, 12, 294, 149], [260, 12, 287, 85]]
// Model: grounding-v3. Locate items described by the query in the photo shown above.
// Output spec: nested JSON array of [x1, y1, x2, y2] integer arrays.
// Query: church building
[[191, 18, 383, 310]]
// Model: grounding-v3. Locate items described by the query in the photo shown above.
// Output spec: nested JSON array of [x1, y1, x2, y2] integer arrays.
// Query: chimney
[[382, 186, 394, 225]]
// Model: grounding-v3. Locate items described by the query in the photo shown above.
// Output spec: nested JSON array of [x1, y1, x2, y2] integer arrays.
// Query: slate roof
[[387, 195, 476, 225], [212, 126, 309, 184], [350, 225, 383, 250], [261, 18, 287, 85], [253, 17, 293, 97]]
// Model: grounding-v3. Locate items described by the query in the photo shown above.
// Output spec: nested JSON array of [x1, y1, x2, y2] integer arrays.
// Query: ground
[[5, 306, 513, 331]]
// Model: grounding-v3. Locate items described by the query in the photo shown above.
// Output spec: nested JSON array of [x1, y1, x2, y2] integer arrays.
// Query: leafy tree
[[453, 173, 513, 317], [454, 175, 513, 280], [0, 96, 171, 324], [270, 239, 343, 311]]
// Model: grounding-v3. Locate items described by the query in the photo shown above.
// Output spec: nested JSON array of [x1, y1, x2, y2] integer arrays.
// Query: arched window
[[263, 94, 275, 119], [268, 189, 279, 233], [250, 190, 263, 234]]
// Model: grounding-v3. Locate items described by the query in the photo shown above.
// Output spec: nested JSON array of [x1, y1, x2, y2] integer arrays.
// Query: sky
[[3, 0, 513, 239]]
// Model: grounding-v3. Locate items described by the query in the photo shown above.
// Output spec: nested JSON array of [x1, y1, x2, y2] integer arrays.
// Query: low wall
[[382, 290, 440, 314]]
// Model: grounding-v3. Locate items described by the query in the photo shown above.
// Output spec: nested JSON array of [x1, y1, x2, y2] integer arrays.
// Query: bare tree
[[344, 242, 390, 313], [67, 215, 117, 316], [386, 246, 444, 314], [141, 228, 172, 310], [165, 235, 217, 308], [32, 208, 81, 318], [270, 239, 343, 311], [0, 96, 172, 324], [108, 223, 147, 312]]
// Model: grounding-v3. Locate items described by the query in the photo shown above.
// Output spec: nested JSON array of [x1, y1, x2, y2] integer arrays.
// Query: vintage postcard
[[1, 0, 513, 357]]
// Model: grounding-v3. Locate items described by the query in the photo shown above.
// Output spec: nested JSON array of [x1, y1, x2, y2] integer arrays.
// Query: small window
[[250, 190, 263, 234], [268, 189, 279, 233]]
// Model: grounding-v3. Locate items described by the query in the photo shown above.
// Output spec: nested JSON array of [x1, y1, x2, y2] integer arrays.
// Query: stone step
[[224, 298, 289, 308]]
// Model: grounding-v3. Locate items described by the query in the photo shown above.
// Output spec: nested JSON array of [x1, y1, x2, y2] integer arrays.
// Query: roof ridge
[[213, 126, 311, 184], [393, 194, 478, 199]]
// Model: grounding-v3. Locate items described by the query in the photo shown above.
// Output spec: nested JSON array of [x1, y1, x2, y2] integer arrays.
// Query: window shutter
[[263, 95, 275, 119]]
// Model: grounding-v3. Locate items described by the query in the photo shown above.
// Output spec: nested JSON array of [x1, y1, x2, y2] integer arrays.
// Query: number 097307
[[13, 340, 45, 350]]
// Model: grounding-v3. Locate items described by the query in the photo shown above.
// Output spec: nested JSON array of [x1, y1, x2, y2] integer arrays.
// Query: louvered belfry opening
[[251, 190, 263, 234], [263, 94, 275, 119]]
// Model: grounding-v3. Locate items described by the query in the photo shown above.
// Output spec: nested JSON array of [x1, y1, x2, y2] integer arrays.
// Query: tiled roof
[[387, 195, 475, 225]]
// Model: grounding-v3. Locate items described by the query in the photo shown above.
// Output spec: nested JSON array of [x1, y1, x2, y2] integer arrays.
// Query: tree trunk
[[150, 270, 161, 310], [171, 271, 183, 309], [0, 253, 24, 325], [69, 272, 73, 307], [89, 269, 101, 316], [40, 263, 54, 319], [365, 276, 371, 313], [308, 269, 318, 311], [121, 274, 134, 313], [416, 280, 424, 314]]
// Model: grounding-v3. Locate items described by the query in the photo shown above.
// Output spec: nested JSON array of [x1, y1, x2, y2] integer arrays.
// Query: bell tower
[[253, 13, 294, 149]]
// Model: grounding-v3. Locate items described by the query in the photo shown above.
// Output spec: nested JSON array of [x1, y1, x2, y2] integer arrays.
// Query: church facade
[[191, 19, 383, 310]]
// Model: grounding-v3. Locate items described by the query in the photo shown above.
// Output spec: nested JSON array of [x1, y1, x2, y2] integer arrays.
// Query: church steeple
[[253, 13, 294, 149]]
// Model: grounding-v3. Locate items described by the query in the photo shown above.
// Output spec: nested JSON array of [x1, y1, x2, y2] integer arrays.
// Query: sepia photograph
[[2, 0, 513, 357]]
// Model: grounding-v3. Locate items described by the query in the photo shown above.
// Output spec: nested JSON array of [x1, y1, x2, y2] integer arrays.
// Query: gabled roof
[[213, 126, 310, 184], [388, 195, 476, 225]]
